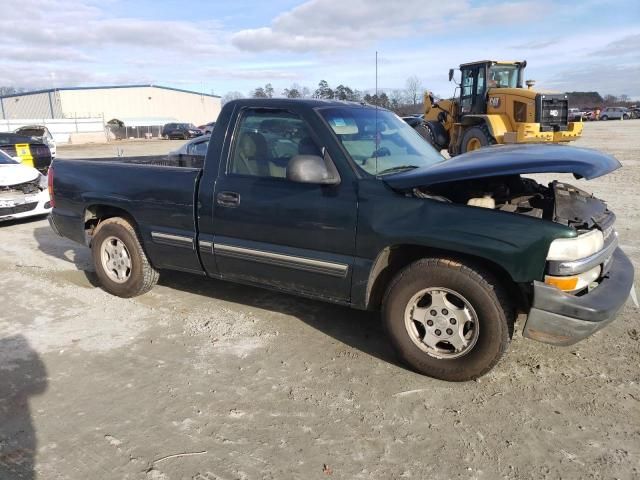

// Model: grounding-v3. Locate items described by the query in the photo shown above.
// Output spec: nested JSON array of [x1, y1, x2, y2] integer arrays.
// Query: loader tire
[[460, 125, 495, 153]]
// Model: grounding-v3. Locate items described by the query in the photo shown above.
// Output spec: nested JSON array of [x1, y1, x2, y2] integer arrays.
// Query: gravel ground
[[1, 121, 639, 479]]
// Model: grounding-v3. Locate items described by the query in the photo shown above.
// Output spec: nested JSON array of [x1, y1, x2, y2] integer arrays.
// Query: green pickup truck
[[48, 99, 635, 381]]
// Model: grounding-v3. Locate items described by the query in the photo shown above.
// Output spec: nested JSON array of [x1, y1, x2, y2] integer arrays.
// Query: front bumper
[[0, 189, 51, 222], [504, 122, 583, 144], [523, 248, 634, 346]]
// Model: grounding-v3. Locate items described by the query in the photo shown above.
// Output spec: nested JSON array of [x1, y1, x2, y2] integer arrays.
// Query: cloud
[[0, 0, 229, 57], [198, 67, 300, 80], [590, 34, 640, 59], [544, 63, 640, 98], [231, 0, 548, 53]]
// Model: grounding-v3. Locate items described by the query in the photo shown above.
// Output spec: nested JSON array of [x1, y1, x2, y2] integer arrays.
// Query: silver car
[[599, 107, 631, 120]]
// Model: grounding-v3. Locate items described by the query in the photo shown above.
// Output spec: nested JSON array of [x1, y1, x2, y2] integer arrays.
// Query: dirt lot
[[1, 122, 639, 479]]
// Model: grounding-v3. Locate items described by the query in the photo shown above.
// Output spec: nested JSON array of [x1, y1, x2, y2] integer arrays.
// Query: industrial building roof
[[0, 85, 221, 99]]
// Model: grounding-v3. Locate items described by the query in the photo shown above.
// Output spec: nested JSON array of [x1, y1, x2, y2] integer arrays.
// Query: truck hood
[[0, 163, 40, 186], [383, 144, 621, 189]]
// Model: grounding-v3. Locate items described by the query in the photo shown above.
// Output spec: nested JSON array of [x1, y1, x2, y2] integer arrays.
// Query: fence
[[0, 117, 106, 144], [106, 124, 164, 140]]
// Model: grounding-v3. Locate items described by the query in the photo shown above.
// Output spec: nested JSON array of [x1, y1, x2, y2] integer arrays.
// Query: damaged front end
[[412, 175, 617, 297], [0, 175, 50, 221], [384, 144, 633, 346]]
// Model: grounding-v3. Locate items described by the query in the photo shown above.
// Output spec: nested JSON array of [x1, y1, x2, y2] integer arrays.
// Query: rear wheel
[[382, 258, 513, 381], [92, 217, 159, 298], [460, 125, 495, 153]]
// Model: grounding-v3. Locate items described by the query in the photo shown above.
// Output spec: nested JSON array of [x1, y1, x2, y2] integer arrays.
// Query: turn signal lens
[[545, 265, 602, 293], [545, 275, 579, 291]]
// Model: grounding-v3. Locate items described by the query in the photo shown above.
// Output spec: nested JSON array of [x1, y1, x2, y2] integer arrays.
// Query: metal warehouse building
[[0, 85, 221, 127]]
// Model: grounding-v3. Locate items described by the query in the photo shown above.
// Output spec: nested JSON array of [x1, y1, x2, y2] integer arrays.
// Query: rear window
[[0, 149, 19, 164]]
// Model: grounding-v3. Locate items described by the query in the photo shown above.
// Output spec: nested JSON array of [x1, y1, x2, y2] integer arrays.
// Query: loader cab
[[457, 61, 526, 117]]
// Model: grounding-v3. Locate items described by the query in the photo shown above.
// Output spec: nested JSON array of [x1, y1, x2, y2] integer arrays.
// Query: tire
[[623, 115, 629, 120], [601, 115, 608, 121], [382, 258, 513, 381], [92, 217, 159, 298], [460, 125, 496, 153], [414, 123, 437, 148]]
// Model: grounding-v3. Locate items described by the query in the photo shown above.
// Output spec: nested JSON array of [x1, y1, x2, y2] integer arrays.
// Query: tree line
[[222, 76, 427, 115]]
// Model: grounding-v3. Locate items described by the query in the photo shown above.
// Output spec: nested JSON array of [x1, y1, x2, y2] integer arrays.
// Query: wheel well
[[365, 244, 527, 313], [84, 205, 137, 240]]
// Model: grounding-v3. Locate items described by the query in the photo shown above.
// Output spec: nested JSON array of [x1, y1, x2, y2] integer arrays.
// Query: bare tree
[[283, 87, 301, 98], [405, 76, 424, 106], [222, 91, 244, 104], [265, 83, 274, 98], [252, 87, 268, 98]]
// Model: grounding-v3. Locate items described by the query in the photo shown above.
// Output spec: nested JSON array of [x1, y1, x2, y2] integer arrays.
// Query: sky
[[1, 0, 639, 99]]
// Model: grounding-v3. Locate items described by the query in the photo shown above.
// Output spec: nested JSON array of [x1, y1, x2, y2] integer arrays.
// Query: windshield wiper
[[376, 165, 420, 176]]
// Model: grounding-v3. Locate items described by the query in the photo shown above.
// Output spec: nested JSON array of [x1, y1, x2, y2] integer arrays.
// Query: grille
[[0, 201, 38, 216], [0, 178, 40, 194], [536, 94, 569, 132]]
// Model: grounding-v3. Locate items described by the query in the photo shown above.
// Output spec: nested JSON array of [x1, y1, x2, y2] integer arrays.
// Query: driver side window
[[229, 109, 321, 179]]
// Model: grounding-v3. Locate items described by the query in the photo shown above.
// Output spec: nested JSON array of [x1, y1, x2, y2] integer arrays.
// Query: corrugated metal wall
[[1, 86, 221, 126], [0, 91, 63, 119], [58, 87, 221, 126]]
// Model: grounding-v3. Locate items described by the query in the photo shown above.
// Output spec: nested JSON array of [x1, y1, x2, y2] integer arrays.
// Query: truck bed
[[52, 158, 203, 272]]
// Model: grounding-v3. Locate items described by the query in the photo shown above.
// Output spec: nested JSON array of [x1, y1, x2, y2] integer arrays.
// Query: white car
[[0, 149, 52, 222]]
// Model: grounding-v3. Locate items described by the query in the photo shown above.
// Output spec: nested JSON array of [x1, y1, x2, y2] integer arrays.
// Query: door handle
[[217, 191, 241, 207]]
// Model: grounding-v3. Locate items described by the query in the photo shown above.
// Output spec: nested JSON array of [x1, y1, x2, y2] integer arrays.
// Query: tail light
[[47, 166, 55, 208]]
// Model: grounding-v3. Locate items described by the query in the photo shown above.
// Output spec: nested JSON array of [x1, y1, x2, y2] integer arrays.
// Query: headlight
[[546, 229, 604, 261]]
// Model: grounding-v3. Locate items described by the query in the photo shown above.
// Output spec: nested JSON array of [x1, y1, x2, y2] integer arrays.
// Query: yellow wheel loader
[[416, 60, 583, 155]]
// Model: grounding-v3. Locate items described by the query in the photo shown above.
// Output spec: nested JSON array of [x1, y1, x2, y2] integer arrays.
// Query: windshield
[[488, 64, 520, 88], [0, 149, 19, 164], [319, 107, 444, 176]]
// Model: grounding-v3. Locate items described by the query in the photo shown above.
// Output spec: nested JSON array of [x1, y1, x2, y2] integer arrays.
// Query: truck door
[[210, 107, 358, 302]]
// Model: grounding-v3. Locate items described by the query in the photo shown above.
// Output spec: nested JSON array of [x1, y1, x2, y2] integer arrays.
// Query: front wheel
[[460, 125, 495, 153], [623, 115, 629, 120], [601, 115, 608, 121], [92, 217, 159, 298], [382, 258, 513, 381]]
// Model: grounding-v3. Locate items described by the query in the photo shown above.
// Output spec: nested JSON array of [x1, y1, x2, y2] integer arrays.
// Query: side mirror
[[287, 154, 340, 185], [448, 68, 455, 82]]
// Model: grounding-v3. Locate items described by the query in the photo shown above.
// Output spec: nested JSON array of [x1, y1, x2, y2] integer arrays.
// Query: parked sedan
[[161, 123, 203, 140], [599, 107, 631, 120], [14, 125, 57, 158], [198, 122, 216, 134], [0, 149, 51, 222], [167, 135, 210, 168]]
